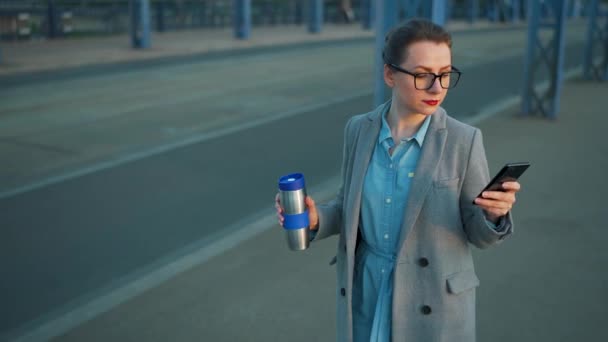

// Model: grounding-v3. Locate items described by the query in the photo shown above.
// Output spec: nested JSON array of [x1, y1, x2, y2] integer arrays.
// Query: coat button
[[421, 305, 432, 315], [340, 288, 346, 297], [418, 258, 429, 267]]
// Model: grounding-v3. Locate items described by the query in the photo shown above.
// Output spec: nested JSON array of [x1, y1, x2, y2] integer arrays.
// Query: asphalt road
[[0, 25, 590, 338]]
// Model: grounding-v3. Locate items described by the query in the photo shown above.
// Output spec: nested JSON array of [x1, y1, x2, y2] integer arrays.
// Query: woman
[[276, 19, 520, 342]]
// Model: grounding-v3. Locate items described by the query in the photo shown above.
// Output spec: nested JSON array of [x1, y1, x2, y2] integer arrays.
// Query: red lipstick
[[423, 100, 439, 106]]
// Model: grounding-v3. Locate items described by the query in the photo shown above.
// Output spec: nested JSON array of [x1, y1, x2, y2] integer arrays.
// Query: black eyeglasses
[[388, 64, 462, 90]]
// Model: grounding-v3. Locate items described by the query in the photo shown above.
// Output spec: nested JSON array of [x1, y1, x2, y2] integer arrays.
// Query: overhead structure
[[430, 0, 448, 26], [129, 0, 151, 49], [521, 0, 568, 119], [468, 0, 479, 24], [361, 0, 372, 30], [234, 0, 251, 39], [583, 0, 608, 81], [373, 0, 398, 107], [47, 0, 58, 38], [155, 1, 166, 32], [308, 0, 323, 33]]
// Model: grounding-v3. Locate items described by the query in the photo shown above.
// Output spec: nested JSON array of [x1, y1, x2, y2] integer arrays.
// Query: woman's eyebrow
[[412, 65, 453, 72]]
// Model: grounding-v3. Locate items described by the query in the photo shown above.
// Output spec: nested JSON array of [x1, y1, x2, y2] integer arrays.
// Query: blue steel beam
[[374, 0, 398, 107], [234, 0, 251, 39], [47, 0, 58, 38], [403, 0, 423, 18], [308, 0, 323, 33], [431, 0, 447, 26], [155, 1, 165, 32], [511, 0, 520, 22], [583, 0, 608, 81], [295, 0, 304, 25], [403, 0, 446, 20], [468, 0, 479, 23], [487, 0, 498, 21], [130, 0, 151, 49], [361, 0, 372, 30], [521, 0, 568, 119]]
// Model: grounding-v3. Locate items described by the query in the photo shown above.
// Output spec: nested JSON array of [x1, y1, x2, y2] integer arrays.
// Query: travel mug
[[278, 173, 309, 251]]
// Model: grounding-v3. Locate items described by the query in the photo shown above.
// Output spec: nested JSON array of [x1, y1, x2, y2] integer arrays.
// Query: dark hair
[[382, 18, 452, 65]]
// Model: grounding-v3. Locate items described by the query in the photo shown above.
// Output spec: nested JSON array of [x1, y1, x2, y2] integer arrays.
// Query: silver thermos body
[[278, 173, 310, 251]]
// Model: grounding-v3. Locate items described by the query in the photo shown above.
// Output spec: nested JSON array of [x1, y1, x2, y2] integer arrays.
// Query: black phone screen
[[476, 162, 530, 199]]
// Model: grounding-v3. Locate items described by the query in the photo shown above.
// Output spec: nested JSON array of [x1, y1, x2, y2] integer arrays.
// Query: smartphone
[[475, 162, 530, 200]]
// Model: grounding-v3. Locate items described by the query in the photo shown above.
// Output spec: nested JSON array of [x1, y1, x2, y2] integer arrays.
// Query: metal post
[[431, 0, 447, 26], [584, 0, 599, 79], [422, 0, 432, 18], [308, 0, 323, 33], [361, 0, 372, 30], [446, 0, 453, 23], [583, 0, 608, 81], [468, 0, 478, 24], [567, 0, 581, 18], [234, 0, 251, 39], [374, 0, 398, 107], [295, 0, 304, 25], [511, 0, 520, 22], [572, 0, 582, 18], [155, 1, 165, 32], [404, 0, 415, 18], [47, 0, 58, 38], [521, 0, 567, 119], [130, 0, 151, 49]]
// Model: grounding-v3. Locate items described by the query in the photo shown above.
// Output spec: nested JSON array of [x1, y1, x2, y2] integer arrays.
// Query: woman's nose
[[428, 77, 443, 93]]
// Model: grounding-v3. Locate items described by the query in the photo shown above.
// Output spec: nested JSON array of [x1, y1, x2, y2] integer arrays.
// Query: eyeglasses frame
[[387, 63, 462, 90]]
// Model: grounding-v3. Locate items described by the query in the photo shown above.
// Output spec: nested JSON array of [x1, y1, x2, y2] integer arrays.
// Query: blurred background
[[0, 0, 539, 39]]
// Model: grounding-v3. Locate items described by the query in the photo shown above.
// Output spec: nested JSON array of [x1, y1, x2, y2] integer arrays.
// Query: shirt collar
[[378, 109, 432, 147]]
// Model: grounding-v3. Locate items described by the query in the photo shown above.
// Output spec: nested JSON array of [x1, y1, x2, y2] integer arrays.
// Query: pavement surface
[[1, 19, 606, 342], [47, 79, 608, 342]]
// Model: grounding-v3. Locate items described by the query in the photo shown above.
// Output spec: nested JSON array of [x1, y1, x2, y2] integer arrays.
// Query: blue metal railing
[[0, 0, 365, 40]]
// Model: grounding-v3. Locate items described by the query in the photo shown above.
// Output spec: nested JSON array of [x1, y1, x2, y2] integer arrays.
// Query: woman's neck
[[387, 103, 428, 142]]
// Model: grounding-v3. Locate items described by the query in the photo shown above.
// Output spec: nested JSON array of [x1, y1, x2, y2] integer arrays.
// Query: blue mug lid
[[278, 173, 305, 191]]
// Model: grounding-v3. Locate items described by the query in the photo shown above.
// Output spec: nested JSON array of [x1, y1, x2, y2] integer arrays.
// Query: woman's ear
[[383, 64, 395, 88]]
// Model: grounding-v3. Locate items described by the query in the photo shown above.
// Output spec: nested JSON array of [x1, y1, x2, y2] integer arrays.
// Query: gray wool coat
[[313, 102, 513, 342]]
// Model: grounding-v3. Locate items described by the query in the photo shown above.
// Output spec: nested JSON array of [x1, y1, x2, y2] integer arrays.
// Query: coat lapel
[[396, 108, 448, 255], [345, 103, 386, 243]]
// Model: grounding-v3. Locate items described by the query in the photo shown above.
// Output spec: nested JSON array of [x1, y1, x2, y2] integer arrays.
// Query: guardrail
[[0, 0, 364, 41]]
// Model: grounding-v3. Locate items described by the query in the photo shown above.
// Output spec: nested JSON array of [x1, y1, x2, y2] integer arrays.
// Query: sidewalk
[[0, 20, 514, 77], [46, 78, 608, 342]]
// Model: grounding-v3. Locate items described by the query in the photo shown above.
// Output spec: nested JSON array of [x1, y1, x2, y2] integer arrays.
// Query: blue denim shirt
[[352, 109, 431, 342]]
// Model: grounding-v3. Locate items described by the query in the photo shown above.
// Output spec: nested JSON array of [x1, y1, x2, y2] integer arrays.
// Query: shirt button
[[381, 268, 385, 273], [384, 233, 389, 240], [389, 163, 393, 169], [421, 305, 432, 315], [385, 198, 391, 204]]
